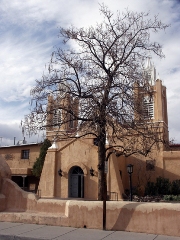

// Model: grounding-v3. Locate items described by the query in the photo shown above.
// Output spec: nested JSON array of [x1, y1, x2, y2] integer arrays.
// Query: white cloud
[[0, 0, 180, 144]]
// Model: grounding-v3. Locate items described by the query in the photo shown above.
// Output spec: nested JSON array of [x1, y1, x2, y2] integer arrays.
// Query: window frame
[[143, 95, 154, 119], [146, 160, 155, 171], [21, 149, 30, 159], [53, 109, 61, 127]]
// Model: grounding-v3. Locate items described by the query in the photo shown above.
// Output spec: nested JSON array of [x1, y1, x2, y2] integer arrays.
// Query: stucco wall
[[0, 144, 41, 175], [39, 138, 124, 200], [163, 151, 180, 180], [0, 178, 180, 237]]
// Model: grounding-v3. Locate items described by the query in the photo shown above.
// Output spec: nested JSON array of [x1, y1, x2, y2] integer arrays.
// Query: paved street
[[0, 222, 179, 240]]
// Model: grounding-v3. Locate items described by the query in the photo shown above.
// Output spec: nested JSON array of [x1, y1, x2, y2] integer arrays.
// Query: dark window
[[93, 138, 99, 146], [146, 160, 155, 171], [69, 110, 74, 129], [71, 166, 83, 175], [119, 170, 122, 179], [53, 109, 61, 126], [21, 150, 29, 159], [143, 96, 154, 119]]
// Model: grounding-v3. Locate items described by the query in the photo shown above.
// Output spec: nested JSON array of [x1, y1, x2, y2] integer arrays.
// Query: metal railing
[[107, 191, 118, 201]]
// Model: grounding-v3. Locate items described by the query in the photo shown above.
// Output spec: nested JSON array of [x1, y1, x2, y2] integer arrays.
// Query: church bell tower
[[143, 58, 169, 142]]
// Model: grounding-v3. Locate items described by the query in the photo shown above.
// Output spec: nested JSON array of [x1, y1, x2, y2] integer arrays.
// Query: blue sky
[[0, 0, 180, 145]]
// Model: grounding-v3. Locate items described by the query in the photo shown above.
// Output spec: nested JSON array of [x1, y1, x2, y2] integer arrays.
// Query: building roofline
[[169, 144, 180, 147], [0, 142, 42, 149]]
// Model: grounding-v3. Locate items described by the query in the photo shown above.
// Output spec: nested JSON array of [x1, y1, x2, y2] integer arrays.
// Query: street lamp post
[[127, 164, 133, 201]]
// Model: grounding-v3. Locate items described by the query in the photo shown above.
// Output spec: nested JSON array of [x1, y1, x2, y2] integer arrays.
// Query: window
[[143, 95, 154, 119], [21, 150, 29, 159], [69, 110, 74, 129], [71, 166, 84, 175], [119, 170, 122, 179], [93, 138, 99, 146], [53, 109, 61, 126], [146, 160, 155, 171]]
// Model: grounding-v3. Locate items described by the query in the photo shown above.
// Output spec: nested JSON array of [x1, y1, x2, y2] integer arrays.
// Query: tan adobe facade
[[0, 148, 179, 236], [38, 123, 180, 200], [1, 59, 180, 200], [0, 142, 42, 192], [37, 60, 180, 200]]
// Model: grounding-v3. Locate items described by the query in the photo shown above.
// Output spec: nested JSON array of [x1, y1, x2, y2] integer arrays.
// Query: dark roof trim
[[169, 144, 180, 147], [0, 142, 43, 149]]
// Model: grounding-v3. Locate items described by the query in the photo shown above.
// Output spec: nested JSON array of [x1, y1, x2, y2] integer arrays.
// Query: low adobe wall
[[0, 194, 6, 211], [0, 178, 180, 237], [0, 178, 67, 214], [64, 200, 180, 236]]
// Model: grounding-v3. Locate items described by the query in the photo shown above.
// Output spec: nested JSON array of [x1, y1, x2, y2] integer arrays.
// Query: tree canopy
[[22, 5, 168, 200]]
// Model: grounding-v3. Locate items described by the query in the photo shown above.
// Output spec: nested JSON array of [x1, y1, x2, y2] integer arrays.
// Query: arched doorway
[[69, 166, 84, 198]]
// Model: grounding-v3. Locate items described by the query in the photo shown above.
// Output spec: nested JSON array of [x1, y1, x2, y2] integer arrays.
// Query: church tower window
[[143, 95, 154, 119], [69, 110, 74, 129], [53, 109, 61, 126]]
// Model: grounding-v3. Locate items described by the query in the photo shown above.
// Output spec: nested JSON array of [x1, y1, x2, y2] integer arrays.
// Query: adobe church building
[[1, 59, 180, 237], [37, 59, 180, 200], [0, 59, 179, 200]]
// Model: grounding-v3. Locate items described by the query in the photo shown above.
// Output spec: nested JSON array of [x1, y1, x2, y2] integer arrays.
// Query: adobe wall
[[66, 200, 180, 237], [0, 178, 67, 214], [163, 150, 180, 180], [0, 144, 41, 175], [121, 145, 180, 195], [0, 178, 180, 237], [38, 138, 124, 200]]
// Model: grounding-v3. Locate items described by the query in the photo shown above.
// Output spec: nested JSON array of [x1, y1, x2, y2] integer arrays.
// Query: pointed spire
[[49, 138, 58, 149], [143, 57, 156, 85], [144, 57, 152, 70], [106, 136, 109, 146], [58, 80, 67, 98]]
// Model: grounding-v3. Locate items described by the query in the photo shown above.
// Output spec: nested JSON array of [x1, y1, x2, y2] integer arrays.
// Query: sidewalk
[[0, 222, 179, 240]]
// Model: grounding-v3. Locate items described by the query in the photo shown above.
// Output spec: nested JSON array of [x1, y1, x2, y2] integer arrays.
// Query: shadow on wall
[[0, 174, 180, 237], [0, 155, 11, 179], [1, 178, 38, 212], [121, 153, 180, 196], [107, 201, 180, 236]]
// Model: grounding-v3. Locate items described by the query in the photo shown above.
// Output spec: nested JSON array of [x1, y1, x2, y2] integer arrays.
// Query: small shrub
[[145, 181, 156, 196], [156, 176, 171, 195], [163, 195, 180, 201], [142, 177, 180, 198], [171, 180, 180, 195]]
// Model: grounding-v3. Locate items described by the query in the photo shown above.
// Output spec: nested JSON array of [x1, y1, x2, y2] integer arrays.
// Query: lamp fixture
[[127, 164, 133, 174], [90, 167, 94, 176], [127, 164, 133, 201], [58, 169, 63, 177]]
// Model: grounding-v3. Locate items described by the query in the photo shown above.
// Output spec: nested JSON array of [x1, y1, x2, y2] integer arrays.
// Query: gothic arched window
[[53, 109, 61, 126], [143, 95, 154, 119], [69, 110, 74, 129]]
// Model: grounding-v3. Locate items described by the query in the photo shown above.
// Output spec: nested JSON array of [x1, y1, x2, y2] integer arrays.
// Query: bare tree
[[22, 5, 168, 201]]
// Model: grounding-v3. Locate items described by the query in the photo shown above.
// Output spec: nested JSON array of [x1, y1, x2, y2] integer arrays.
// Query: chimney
[[23, 137, 27, 144]]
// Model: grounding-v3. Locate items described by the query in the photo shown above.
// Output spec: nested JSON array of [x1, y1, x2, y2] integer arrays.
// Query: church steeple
[[143, 57, 156, 85], [58, 79, 68, 98], [46, 80, 79, 141]]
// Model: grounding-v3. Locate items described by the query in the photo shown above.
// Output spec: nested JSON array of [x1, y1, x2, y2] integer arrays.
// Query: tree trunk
[[98, 126, 106, 200]]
